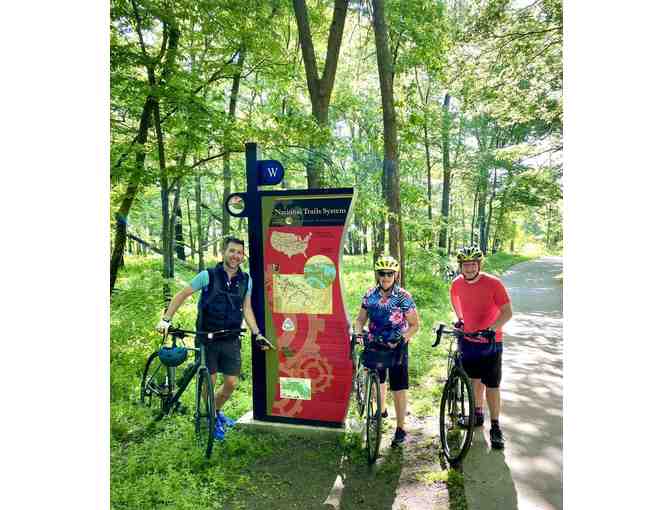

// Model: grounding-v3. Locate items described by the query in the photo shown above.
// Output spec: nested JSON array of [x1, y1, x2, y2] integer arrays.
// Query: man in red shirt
[[450, 246, 513, 449]]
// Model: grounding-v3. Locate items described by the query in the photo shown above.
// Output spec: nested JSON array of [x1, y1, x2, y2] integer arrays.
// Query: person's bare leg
[[485, 387, 500, 421], [472, 379, 485, 410], [380, 382, 388, 414], [392, 390, 407, 430], [214, 374, 237, 411]]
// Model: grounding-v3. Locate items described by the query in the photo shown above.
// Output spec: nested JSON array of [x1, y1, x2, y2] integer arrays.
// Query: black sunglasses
[[377, 270, 395, 277]]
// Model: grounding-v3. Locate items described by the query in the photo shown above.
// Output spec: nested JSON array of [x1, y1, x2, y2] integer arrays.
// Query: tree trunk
[[110, 96, 153, 294], [168, 180, 182, 275], [175, 204, 186, 261], [292, 0, 349, 188], [477, 186, 487, 254], [439, 93, 452, 251], [469, 188, 478, 246], [371, 0, 404, 285], [129, 0, 179, 304], [373, 216, 385, 263], [423, 122, 432, 221], [153, 97, 172, 301], [484, 169, 497, 255], [221, 153, 232, 243], [185, 193, 195, 261], [195, 170, 204, 271], [220, 48, 245, 246]]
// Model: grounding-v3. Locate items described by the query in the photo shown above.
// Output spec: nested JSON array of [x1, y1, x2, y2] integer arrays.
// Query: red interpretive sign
[[260, 193, 355, 425]]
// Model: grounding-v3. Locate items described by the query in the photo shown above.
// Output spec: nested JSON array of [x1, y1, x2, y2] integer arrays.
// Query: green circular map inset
[[304, 255, 337, 289]]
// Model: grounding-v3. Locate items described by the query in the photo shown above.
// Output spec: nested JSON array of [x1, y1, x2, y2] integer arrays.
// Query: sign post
[[229, 142, 356, 428]]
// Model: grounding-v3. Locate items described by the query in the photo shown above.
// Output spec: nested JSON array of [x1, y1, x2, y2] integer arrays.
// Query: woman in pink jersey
[[450, 246, 513, 449]]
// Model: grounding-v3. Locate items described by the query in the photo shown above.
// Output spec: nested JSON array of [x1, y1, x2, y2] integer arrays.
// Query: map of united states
[[270, 231, 312, 258]]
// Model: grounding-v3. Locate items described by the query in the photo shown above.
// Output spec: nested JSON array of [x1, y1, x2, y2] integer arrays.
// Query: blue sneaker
[[217, 411, 236, 428], [214, 420, 226, 441]]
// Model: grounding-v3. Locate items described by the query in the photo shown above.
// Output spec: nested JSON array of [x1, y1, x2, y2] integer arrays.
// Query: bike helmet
[[374, 255, 400, 272], [158, 346, 188, 367], [456, 246, 483, 263]]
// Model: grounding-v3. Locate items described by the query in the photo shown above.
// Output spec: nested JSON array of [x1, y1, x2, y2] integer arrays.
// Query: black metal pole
[[245, 142, 267, 420]]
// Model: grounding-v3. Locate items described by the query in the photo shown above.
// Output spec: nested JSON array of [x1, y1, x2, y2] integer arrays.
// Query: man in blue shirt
[[156, 237, 270, 439]]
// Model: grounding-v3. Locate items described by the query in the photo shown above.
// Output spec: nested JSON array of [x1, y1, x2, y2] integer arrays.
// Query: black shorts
[[202, 337, 241, 376], [461, 351, 502, 388], [376, 346, 409, 391]]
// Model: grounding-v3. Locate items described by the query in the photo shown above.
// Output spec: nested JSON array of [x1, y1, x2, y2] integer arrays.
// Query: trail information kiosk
[[226, 143, 355, 427]]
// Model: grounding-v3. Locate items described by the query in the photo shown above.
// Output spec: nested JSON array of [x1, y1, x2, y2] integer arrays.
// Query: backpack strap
[[197, 266, 222, 332], [202, 266, 220, 309]]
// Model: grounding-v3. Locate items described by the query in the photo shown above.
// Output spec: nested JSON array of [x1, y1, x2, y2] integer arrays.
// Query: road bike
[[432, 323, 495, 467], [350, 331, 403, 464], [140, 326, 245, 458]]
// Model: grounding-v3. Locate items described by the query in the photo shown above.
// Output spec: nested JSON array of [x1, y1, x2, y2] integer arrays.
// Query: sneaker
[[458, 413, 484, 428], [391, 427, 407, 448], [217, 412, 236, 428], [214, 420, 226, 441], [490, 425, 505, 449]]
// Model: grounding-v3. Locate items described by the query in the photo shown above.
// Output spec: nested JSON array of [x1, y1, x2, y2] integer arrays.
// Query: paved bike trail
[[462, 256, 563, 509]]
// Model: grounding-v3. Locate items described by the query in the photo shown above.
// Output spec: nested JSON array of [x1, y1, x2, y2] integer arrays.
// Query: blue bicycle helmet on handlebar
[[158, 346, 188, 367]]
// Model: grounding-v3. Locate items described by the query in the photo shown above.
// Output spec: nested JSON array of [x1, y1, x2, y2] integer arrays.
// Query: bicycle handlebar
[[164, 326, 246, 340], [350, 332, 403, 350], [432, 322, 495, 348]]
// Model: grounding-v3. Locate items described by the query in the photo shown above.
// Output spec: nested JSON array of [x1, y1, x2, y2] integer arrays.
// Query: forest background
[[110, 0, 563, 300]]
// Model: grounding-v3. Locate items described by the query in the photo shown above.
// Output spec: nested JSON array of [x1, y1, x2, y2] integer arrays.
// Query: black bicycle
[[140, 326, 245, 458], [350, 331, 404, 464], [432, 323, 496, 467]]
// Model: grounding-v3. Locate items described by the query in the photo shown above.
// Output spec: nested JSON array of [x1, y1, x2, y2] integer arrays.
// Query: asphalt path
[[463, 256, 563, 510]]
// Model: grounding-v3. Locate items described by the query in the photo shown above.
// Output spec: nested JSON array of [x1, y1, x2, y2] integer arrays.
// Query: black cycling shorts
[[203, 337, 241, 376], [461, 350, 502, 388], [377, 353, 409, 391]]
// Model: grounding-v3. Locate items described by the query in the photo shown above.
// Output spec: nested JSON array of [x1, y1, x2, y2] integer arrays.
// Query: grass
[[110, 250, 532, 509]]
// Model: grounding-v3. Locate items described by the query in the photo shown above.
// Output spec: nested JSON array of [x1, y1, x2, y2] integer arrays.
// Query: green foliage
[[446, 468, 469, 510], [404, 245, 451, 308], [482, 251, 532, 276]]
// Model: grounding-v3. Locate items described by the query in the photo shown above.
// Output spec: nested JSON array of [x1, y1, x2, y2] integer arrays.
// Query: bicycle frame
[[433, 322, 486, 467], [157, 327, 245, 416], [349, 332, 383, 464]]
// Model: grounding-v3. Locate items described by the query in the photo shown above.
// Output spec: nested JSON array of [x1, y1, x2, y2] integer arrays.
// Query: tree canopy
[[110, 0, 563, 292]]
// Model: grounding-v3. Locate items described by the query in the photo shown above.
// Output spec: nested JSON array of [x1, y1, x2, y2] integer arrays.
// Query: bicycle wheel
[[439, 366, 475, 466], [353, 355, 366, 418], [140, 351, 172, 413], [365, 373, 382, 464], [195, 369, 216, 458]]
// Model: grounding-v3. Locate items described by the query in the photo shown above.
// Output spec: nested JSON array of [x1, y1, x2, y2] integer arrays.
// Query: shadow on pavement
[[462, 428, 518, 510]]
